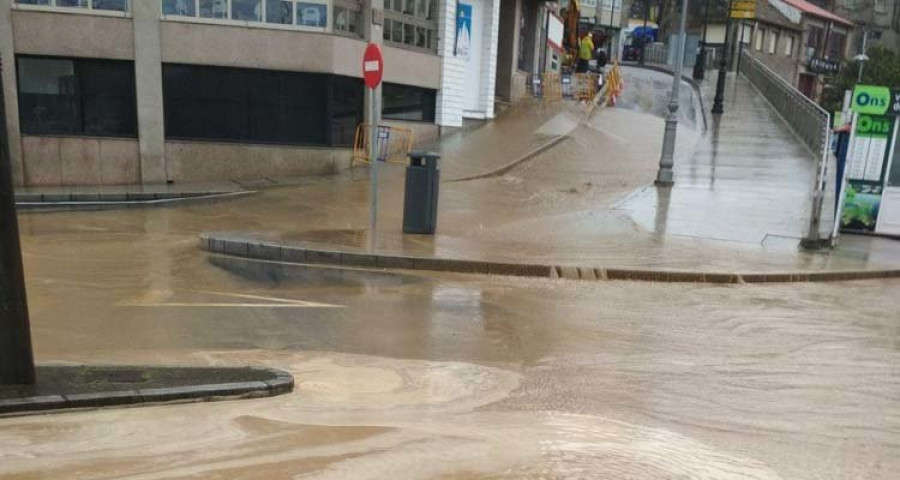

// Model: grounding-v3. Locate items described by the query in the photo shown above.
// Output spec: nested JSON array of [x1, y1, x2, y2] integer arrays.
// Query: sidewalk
[[193, 68, 900, 278]]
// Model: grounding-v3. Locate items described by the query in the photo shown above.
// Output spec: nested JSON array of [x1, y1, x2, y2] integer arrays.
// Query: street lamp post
[[0, 56, 36, 386], [693, 0, 711, 80], [712, 0, 735, 114], [655, 0, 689, 186], [856, 28, 869, 82]]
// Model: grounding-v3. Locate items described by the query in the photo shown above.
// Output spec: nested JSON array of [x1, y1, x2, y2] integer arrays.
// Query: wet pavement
[[3, 67, 900, 479], [186, 69, 898, 273]]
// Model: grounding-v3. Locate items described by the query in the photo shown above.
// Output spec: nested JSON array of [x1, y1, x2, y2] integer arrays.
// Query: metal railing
[[643, 43, 669, 65], [738, 51, 833, 247], [738, 51, 829, 156]]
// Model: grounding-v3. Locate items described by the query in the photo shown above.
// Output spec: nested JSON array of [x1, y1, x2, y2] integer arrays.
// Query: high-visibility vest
[[579, 37, 594, 61]]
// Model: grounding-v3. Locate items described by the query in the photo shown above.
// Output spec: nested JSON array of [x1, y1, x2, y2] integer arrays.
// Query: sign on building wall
[[730, 0, 756, 19], [808, 57, 840, 74], [841, 114, 896, 232], [852, 85, 900, 116], [839, 85, 900, 232], [455, 2, 473, 59], [547, 12, 564, 53]]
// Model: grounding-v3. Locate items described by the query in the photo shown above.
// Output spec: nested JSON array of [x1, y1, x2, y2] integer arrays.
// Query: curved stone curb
[[16, 191, 256, 212], [199, 234, 900, 284], [449, 90, 607, 183], [618, 62, 708, 133], [0, 366, 293, 417]]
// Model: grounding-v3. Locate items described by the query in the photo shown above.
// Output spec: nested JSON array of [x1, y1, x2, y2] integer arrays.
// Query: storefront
[[836, 85, 900, 237]]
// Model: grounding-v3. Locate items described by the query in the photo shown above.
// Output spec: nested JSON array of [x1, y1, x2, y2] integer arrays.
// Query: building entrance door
[[798, 73, 815, 99]]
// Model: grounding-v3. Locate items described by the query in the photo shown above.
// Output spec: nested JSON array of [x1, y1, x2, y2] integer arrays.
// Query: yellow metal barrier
[[352, 124, 415, 166], [572, 73, 597, 101], [541, 73, 563, 102], [605, 62, 624, 106], [532, 72, 599, 102]]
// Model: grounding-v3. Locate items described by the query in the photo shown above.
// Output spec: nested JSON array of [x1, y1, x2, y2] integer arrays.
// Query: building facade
[[0, 0, 518, 187], [833, 0, 900, 55], [748, 0, 853, 100]]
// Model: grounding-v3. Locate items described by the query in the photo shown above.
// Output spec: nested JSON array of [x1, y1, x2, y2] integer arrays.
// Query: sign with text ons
[[852, 85, 900, 116]]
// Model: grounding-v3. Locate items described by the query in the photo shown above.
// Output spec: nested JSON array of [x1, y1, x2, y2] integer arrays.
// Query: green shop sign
[[852, 85, 900, 116]]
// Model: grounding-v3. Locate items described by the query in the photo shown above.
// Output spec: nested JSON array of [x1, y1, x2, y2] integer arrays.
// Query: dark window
[[16, 56, 136, 137], [382, 83, 436, 122], [330, 76, 364, 146], [826, 32, 846, 59], [163, 64, 362, 147], [807, 26, 823, 49]]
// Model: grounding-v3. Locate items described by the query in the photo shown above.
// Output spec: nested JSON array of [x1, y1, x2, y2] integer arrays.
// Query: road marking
[[122, 303, 341, 308], [118, 289, 344, 308]]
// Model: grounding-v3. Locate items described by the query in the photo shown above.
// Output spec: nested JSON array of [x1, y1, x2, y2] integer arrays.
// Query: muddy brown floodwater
[[1, 203, 899, 479]]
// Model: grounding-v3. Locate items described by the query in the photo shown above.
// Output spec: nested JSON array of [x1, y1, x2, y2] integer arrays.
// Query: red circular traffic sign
[[362, 43, 384, 89]]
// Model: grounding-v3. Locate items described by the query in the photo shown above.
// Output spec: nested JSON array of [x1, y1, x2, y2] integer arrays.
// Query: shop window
[[17, 56, 136, 137], [382, 83, 436, 122], [163, 64, 363, 147], [889, 125, 900, 187], [16, 0, 128, 12], [232, 0, 262, 21], [334, 0, 362, 37], [383, 0, 438, 52], [296, 2, 327, 26], [200, 0, 228, 18], [267, 0, 294, 23], [330, 76, 364, 146], [162, 0, 197, 16], [163, 0, 330, 30]]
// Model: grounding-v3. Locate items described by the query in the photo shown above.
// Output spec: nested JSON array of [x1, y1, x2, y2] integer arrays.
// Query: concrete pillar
[[481, 0, 501, 118], [494, 0, 521, 103], [0, 0, 24, 187], [436, 0, 465, 127], [132, 0, 167, 184]]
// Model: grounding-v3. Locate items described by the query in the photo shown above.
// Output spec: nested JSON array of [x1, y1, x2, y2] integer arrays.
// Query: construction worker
[[577, 31, 594, 73]]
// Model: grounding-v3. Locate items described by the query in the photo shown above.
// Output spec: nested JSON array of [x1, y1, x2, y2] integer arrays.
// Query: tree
[[821, 46, 900, 112]]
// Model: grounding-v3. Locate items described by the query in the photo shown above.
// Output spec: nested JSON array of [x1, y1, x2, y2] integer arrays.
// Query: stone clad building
[[747, 0, 853, 100], [0, 0, 546, 187]]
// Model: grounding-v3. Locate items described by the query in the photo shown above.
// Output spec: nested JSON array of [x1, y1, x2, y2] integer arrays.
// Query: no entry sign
[[363, 43, 383, 89]]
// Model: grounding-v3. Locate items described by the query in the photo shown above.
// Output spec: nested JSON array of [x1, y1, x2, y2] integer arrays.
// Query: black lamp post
[[0, 55, 36, 386], [639, 0, 651, 65], [711, 0, 734, 114], [692, 0, 711, 80]]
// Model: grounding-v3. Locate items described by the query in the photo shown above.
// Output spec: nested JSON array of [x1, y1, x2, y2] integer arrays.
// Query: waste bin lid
[[410, 151, 441, 160]]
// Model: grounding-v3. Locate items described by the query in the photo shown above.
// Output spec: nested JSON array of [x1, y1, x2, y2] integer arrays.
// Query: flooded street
[[2, 68, 900, 479], [2, 197, 900, 479]]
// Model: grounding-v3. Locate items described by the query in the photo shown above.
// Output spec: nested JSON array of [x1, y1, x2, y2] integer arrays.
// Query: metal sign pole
[[831, 112, 858, 244], [368, 87, 379, 249], [0, 56, 36, 385]]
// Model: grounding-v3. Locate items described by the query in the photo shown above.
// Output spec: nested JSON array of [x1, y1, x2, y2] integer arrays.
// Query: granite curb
[[0, 366, 293, 417], [199, 234, 900, 284]]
